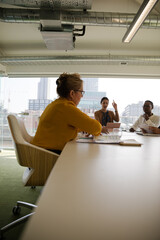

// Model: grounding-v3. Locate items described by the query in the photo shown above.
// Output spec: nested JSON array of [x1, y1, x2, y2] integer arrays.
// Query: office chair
[[0, 114, 59, 239]]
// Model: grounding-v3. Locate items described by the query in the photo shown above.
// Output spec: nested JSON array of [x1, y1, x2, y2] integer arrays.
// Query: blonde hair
[[56, 73, 83, 98]]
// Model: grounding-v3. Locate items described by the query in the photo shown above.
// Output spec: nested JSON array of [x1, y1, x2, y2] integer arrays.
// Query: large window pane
[[0, 76, 160, 149]]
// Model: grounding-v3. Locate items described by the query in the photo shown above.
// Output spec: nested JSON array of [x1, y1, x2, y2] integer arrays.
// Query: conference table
[[21, 132, 160, 240]]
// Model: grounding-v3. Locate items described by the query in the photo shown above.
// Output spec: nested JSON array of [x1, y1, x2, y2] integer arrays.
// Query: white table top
[[21, 132, 160, 240]]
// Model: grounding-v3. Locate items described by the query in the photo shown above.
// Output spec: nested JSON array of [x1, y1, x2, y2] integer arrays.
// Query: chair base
[[0, 201, 37, 239]]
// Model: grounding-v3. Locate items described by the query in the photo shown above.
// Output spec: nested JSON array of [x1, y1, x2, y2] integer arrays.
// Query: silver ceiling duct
[[1, 56, 160, 65], [0, 7, 160, 28], [0, 0, 93, 9]]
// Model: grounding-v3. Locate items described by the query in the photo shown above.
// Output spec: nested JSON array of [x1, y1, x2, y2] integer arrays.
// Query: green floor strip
[[0, 150, 42, 240]]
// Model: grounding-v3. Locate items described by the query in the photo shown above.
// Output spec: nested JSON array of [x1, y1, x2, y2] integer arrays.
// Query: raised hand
[[112, 100, 118, 111]]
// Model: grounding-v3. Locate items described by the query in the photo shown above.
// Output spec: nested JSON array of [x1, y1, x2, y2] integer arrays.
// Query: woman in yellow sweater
[[31, 73, 106, 154]]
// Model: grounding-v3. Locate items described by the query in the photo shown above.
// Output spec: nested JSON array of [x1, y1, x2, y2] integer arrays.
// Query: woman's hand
[[101, 126, 109, 134], [85, 133, 92, 137], [112, 100, 118, 111]]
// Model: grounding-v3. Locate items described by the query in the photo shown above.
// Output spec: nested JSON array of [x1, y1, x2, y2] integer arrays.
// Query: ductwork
[[0, 7, 160, 28], [0, 63, 6, 75], [1, 56, 160, 65], [0, 0, 93, 10], [61, 11, 160, 28], [0, 8, 40, 24]]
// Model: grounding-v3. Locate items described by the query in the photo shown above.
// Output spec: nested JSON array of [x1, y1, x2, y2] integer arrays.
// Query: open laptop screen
[[106, 122, 121, 129]]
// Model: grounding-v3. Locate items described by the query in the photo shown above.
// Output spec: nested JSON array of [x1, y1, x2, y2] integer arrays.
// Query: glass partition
[[0, 76, 160, 149]]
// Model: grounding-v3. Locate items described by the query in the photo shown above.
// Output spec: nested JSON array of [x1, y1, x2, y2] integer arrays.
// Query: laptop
[[106, 122, 121, 129]]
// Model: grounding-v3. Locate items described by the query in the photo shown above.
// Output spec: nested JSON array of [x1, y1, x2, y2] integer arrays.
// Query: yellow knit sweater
[[31, 98, 102, 151]]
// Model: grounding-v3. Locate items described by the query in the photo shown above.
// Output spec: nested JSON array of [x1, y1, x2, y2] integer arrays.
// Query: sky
[[98, 78, 160, 114], [1, 77, 57, 113], [0, 77, 160, 114]]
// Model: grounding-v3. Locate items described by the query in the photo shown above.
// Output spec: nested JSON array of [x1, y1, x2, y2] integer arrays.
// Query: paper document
[[139, 123, 153, 133], [94, 134, 121, 143], [76, 133, 121, 144], [136, 132, 160, 137]]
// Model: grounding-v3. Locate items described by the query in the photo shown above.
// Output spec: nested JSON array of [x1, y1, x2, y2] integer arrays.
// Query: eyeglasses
[[75, 90, 85, 96]]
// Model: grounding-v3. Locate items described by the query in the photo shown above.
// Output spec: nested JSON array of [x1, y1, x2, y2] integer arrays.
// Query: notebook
[[76, 136, 142, 146], [119, 139, 142, 146], [76, 134, 121, 144]]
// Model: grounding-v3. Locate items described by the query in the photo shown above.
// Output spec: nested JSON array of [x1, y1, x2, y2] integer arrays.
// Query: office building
[[37, 78, 51, 100], [78, 78, 106, 114], [83, 78, 98, 91], [121, 101, 143, 126], [28, 99, 52, 111], [29, 78, 52, 111], [122, 101, 143, 117]]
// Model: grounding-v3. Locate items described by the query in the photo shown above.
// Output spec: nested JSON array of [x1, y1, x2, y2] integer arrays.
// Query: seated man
[[129, 100, 160, 132]]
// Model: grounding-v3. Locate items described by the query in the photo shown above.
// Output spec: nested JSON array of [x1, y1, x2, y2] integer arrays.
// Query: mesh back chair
[[0, 114, 59, 239]]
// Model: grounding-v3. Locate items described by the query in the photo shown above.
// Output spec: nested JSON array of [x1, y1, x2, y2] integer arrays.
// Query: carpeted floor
[[0, 150, 42, 240]]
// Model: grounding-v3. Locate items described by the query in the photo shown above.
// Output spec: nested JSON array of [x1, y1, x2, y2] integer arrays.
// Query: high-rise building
[[29, 78, 52, 111], [37, 78, 51, 99], [121, 101, 143, 125], [29, 99, 52, 111], [122, 101, 143, 118], [83, 78, 98, 91], [78, 78, 106, 115]]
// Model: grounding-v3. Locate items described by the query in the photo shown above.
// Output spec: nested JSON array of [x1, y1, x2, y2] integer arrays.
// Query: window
[[0, 76, 160, 149]]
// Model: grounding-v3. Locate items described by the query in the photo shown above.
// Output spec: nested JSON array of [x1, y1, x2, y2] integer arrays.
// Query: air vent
[[41, 30, 74, 50]]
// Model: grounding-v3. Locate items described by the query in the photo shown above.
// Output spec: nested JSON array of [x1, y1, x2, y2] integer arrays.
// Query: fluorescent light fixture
[[122, 0, 159, 43]]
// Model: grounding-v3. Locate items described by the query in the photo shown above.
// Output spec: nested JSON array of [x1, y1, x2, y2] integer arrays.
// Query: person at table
[[31, 73, 108, 154], [129, 100, 160, 132], [94, 97, 119, 126]]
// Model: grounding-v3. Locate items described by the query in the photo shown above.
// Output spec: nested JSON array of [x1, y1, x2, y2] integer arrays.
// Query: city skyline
[[0, 77, 160, 115]]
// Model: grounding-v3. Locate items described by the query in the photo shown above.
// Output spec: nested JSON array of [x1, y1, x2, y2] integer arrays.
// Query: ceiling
[[0, 0, 160, 78]]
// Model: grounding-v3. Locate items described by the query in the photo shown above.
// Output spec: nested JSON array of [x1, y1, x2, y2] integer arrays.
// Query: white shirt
[[131, 114, 160, 131]]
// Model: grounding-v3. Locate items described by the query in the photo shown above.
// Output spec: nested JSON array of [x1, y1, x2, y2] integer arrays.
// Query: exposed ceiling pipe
[[0, 8, 40, 23], [0, 0, 93, 10], [61, 11, 160, 28], [0, 56, 160, 65], [0, 7, 160, 28]]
